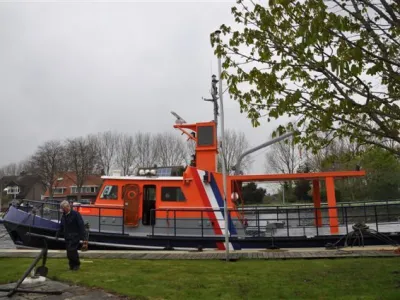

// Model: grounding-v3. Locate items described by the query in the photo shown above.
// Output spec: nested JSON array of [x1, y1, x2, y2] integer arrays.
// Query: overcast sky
[[0, 0, 284, 184]]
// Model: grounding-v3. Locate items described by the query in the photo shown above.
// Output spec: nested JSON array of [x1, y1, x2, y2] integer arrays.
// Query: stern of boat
[[2, 205, 64, 249]]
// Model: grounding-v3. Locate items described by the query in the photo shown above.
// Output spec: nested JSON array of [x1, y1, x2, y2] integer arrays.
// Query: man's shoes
[[70, 266, 80, 271]]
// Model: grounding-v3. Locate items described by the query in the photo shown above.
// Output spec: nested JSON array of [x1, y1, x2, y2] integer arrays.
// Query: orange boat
[[3, 113, 400, 250]]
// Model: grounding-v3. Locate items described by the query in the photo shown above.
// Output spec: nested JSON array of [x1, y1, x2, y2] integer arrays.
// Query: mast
[[213, 30, 230, 261], [203, 75, 219, 169]]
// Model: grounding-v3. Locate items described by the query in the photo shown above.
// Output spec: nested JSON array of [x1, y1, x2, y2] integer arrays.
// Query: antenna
[[202, 75, 219, 126], [170, 111, 187, 124]]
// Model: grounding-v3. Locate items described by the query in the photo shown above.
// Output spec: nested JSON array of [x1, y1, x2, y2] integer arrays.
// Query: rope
[[325, 222, 399, 249]]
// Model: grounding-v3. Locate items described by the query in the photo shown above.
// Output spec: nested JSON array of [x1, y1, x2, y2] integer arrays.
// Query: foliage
[[1, 258, 400, 300], [361, 147, 400, 200], [242, 182, 266, 204], [211, 0, 400, 156], [293, 163, 312, 202]]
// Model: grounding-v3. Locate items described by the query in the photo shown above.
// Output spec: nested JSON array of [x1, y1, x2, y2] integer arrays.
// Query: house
[[43, 172, 103, 203], [0, 172, 45, 210]]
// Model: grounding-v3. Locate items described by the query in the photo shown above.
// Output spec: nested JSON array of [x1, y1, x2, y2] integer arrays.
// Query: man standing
[[56, 200, 87, 271]]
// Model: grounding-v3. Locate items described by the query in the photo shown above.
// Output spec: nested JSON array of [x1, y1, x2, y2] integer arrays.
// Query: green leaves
[[211, 0, 400, 156]]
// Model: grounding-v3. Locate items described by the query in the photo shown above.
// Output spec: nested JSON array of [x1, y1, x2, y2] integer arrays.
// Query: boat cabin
[[76, 120, 245, 238], [75, 117, 366, 237]]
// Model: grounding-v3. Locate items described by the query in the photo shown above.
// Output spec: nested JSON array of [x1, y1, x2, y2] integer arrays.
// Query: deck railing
[[149, 202, 400, 238], [12, 199, 126, 235], [9, 199, 400, 239]]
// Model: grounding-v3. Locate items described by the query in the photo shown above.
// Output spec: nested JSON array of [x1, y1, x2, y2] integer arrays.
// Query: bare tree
[[65, 136, 99, 200], [185, 138, 196, 165], [265, 135, 301, 174], [218, 129, 251, 173], [153, 132, 188, 166], [116, 134, 136, 176], [30, 140, 66, 199], [134, 132, 157, 168], [0, 158, 38, 177], [1, 163, 18, 176], [95, 131, 120, 176], [264, 131, 302, 198]]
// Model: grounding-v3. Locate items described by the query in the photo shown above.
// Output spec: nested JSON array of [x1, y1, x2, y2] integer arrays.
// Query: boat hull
[[3, 205, 400, 251], [4, 219, 400, 251]]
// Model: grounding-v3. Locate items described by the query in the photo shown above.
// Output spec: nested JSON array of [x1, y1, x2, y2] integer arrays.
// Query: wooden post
[[312, 180, 322, 227], [325, 177, 339, 234]]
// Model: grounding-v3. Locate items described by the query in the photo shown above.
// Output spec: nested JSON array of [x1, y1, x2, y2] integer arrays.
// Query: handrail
[[12, 199, 400, 241], [149, 202, 400, 240], [14, 199, 127, 235]]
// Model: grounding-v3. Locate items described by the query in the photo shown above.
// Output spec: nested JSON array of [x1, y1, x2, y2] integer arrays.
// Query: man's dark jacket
[[57, 210, 86, 241]]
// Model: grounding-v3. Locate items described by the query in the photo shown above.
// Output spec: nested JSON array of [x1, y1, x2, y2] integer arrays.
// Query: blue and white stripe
[[197, 170, 238, 250]]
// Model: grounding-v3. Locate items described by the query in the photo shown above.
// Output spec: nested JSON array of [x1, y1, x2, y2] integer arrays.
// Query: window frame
[[160, 186, 186, 202], [99, 185, 119, 200]]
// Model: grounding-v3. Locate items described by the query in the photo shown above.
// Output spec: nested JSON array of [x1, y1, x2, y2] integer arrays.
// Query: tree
[[116, 134, 136, 176], [265, 131, 301, 200], [265, 134, 301, 175], [294, 163, 312, 202], [0, 163, 18, 176], [218, 129, 251, 173], [360, 147, 400, 200], [95, 131, 120, 176], [134, 132, 157, 169], [185, 138, 197, 165], [65, 136, 99, 200], [211, 0, 400, 156], [30, 140, 66, 199], [153, 132, 188, 166], [241, 182, 266, 204]]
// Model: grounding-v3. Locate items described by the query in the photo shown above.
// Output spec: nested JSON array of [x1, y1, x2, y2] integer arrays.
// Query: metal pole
[[216, 30, 230, 261], [234, 131, 294, 175], [204, 75, 219, 170], [211, 75, 219, 170]]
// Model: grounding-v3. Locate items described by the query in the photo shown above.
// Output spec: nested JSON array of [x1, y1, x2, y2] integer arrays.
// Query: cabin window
[[100, 185, 118, 200], [161, 187, 186, 202], [198, 126, 214, 146]]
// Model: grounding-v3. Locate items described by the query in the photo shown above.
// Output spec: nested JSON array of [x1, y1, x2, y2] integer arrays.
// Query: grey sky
[[0, 0, 283, 180]]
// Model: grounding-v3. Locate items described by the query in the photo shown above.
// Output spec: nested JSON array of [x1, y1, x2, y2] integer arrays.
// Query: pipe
[[234, 131, 295, 175]]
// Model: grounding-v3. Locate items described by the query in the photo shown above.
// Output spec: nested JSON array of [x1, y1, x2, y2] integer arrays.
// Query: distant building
[[0, 172, 45, 210], [43, 172, 103, 203]]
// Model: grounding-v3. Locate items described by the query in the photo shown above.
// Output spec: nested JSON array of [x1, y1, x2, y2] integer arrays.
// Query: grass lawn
[[0, 257, 399, 299]]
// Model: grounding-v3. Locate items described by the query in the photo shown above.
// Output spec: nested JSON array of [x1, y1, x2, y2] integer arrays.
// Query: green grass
[[0, 258, 399, 299]]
